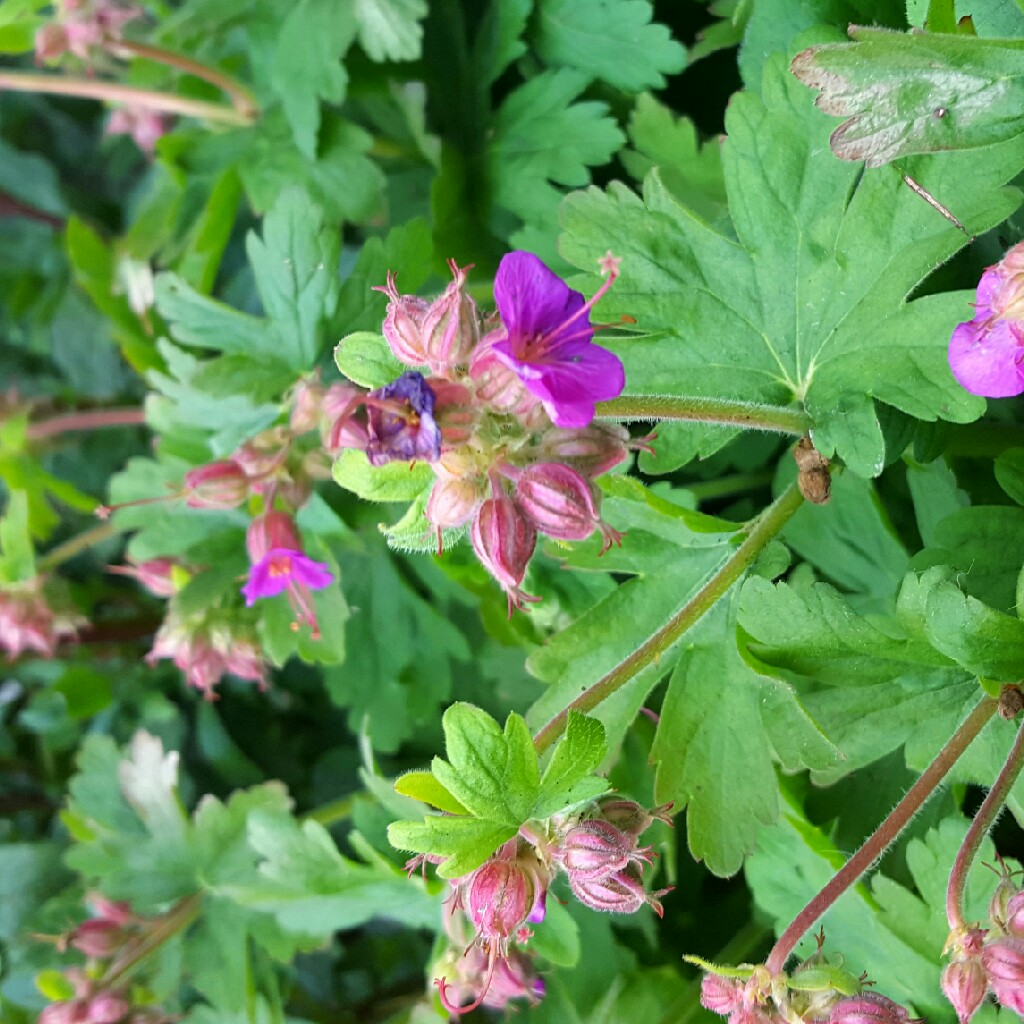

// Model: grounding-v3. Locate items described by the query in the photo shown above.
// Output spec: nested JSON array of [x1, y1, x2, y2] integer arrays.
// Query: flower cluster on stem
[[330, 251, 640, 612], [427, 797, 670, 1014]]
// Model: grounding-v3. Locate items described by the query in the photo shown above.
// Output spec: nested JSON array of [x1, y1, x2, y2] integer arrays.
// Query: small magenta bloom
[[489, 250, 625, 428], [242, 512, 333, 636], [949, 241, 1024, 397], [365, 371, 442, 466]]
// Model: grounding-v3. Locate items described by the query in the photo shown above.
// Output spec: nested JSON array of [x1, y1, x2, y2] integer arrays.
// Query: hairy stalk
[[765, 697, 998, 974], [0, 72, 253, 125], [101, 893, 202, 988], [595, 395, 811, 435], [27, 407, 146, 440], [532, 481, 805, 755], [105, 39, 258, 117], [37, 523, 122, 572], [947, 712, 1024, 930]]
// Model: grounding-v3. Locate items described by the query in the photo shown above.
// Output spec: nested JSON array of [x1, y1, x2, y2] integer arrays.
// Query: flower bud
[[568, 865, 667, 917], [183, 460, 248, 510], [983, 936, 1024, 1015], [289, 380, 325, 434], [469, 344, 538, 417], [86, 895, 136, 927], [470, 489, 537, 612], [87, 991, 131, 1023], [558, 819, 651, 882], [942, 958, 988, 1024], [70, 919, 125, 958], [700, 974, 743, 1016], [232, 428, 290, 478], [426, 476, 485, 530], [429, 378, 477, 446], [1005, 891, 1024, 937], [534, 422, 630, 477], [418, 260, 480, 373], [467, 853, 535, 942], [597, 798, 673, 836], [110, 557, 181, 598], [828, 992, 911, 1024], [514, 462, 621, 552], [246, 511, 301, 563], [377, 272, 431, 367]]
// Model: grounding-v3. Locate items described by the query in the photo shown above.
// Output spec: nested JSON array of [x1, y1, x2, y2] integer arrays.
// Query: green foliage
[[389, 706, 608, 877], [792, 30, 1024, 166], [560, 54, 1022, 477]]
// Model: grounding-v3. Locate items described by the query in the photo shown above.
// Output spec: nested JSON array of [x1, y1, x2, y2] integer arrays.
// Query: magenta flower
[[242, 512, 334, 637], [949, 242, 1024, 397], [489, 251, 625, 428]]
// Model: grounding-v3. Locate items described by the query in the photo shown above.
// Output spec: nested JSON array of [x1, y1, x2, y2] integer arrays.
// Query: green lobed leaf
[[245, 187, 341, 371], [791, 29, 1024, 167], [270, 0, 357, 158], [394, 771, 469, 814], [534, 711, 609, 819], [335, 331, 408, 389], [531, 0, 686, 92], [354, 0, 428, 61], [332, 447, 435, 502], [560, 54, 1020, 477]]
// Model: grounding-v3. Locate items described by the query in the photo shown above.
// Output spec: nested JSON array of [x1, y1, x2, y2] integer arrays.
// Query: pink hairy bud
[[1005, 891, 1024, 937], [470, 489, 538, 614], [0, 583, 82, 660], [418, 260, 480, 373], [39, 1003, 80, 1024], [701, 974, 744, 1016], [109, 557, 181, 598], [86, 895, 136, 927], [183, 460, 248, 510], [86, 991, 131, 1023], [983, 936, 1024, 1015], [469, 344, 538, 417], [289, 380, 325, 434], [35, 23, 70, 61], [376, 272, 431, 367], [232, 428, 290, 478], [942, 958, 988, 1024], [69, 919, 126, 958], [558, 818, 652, 882], [246, 511, 302, 563], [597, 798, 674, 836], [429, 378, 476, 446], [426, 477, 484, 531], [535, 423, 631, 477], [513, 462, 622, 552], [568, 865, 668, 917], [467, 855, 535, 941], [828, 992, 913, 1024], [106, 106, 169, 154]]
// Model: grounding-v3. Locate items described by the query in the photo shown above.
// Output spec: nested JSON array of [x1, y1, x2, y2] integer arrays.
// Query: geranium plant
[[3, 0, 1024, 1022]]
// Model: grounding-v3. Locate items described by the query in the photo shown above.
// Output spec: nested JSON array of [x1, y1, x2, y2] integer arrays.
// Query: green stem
[[686, 470, 775, 503], [765, 697, 997, 975], [105, 39, 258, 117], [532, 481, 805, 756], [947, 713, 1024, 931], [27, 407, 146, 441], [37, 523, 122, 572], [595, 395, 810, 436], [303, 795, 356, 827], [101, 893, 202, 989], [0, 72, 253, 125]]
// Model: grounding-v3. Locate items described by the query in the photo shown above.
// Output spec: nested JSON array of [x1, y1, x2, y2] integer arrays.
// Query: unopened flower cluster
[[423, 797, 671, 1013], [328, 250, 637, 612], [0, 577, 83, 661], [39, 894, 168, 1024], [701, 941, 918, 1024], [108, 382, 339, 697], [942, 872, 1024, 1023]]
